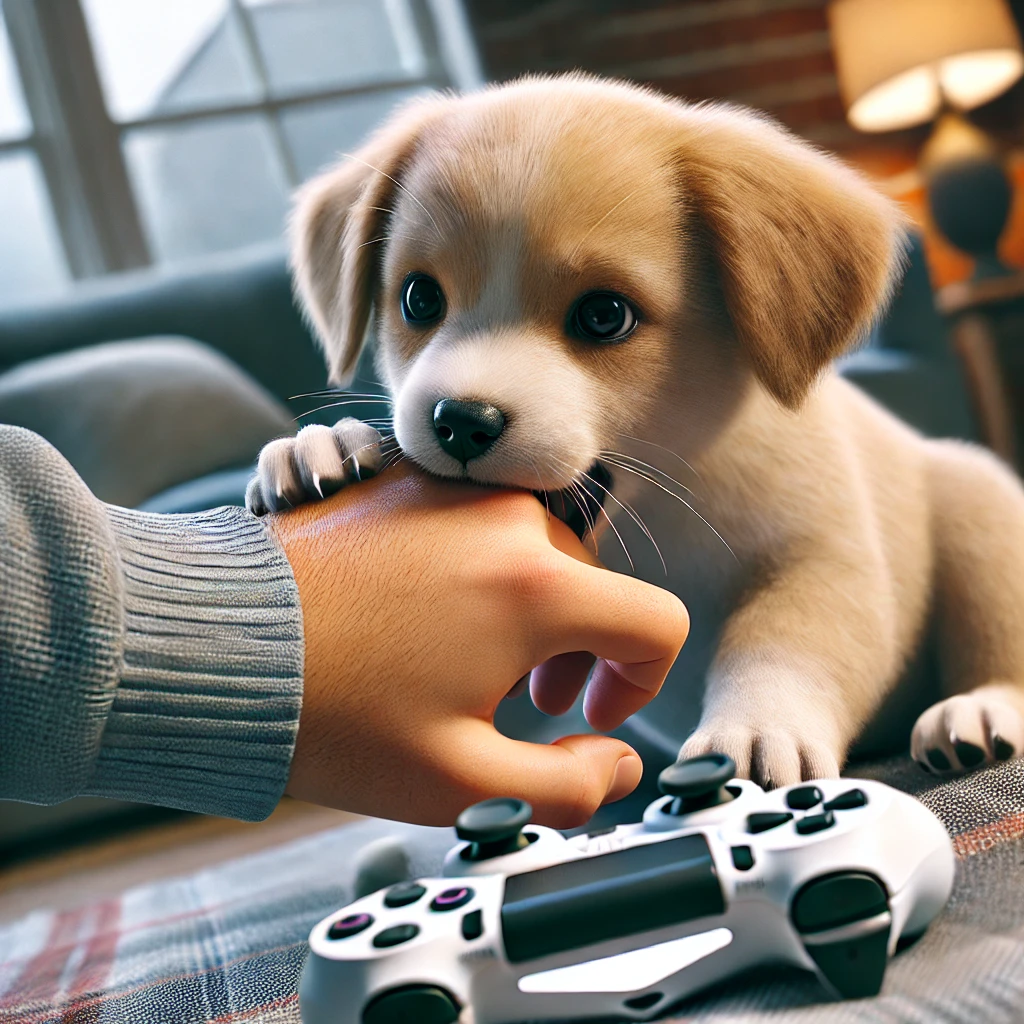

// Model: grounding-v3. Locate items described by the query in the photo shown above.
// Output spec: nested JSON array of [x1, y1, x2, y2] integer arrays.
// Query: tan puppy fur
[[250, 74, 1024, 786]]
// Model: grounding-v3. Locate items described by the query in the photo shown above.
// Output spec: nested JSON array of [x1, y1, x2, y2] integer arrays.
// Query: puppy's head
[[291, 76, 903, 504]]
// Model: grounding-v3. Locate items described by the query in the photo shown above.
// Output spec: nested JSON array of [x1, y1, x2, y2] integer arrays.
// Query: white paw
[[681, 724, 841, 789], [911, 689, 1024, 774], [246, 418, 383, 515]]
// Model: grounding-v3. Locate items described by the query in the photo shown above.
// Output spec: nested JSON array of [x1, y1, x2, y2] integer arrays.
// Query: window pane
[[241, 0, 425, 96], [0, 6, 30, 139], [283, 87, 427, 180], [124, 115, 289, 262], [81, 0, 259, 121], [0, 153, 68, 305]]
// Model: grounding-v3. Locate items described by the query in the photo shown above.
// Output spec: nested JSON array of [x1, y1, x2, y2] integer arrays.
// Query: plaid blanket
[[3, 757, 1024, 1024]]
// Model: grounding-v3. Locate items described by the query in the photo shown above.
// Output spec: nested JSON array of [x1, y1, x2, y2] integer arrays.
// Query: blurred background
[[4, 0, 1024, 911]]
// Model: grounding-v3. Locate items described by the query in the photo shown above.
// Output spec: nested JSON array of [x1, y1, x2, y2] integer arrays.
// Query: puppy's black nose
[[433, 399, 505, 464]]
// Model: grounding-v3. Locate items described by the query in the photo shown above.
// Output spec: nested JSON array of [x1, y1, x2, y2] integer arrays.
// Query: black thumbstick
[[658, 753, 737, 815], [456, 797, 533, 861]]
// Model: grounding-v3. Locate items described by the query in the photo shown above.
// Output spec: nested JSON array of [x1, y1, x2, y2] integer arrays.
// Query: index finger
[[528, 555, 689, 728]]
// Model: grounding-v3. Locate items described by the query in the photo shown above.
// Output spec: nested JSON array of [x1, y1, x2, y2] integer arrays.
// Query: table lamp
[[828, 0, 1024, 279]]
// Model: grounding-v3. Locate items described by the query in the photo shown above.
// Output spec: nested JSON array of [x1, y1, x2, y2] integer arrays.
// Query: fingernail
[[927, 748, 951, 771], [954, 741, 985, 768], [604, 755, 642, 804], [994, 735, 1015, 761]]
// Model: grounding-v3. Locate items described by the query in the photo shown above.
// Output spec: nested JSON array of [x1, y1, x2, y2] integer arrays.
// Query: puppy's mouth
[[533, 461, 613, 541]]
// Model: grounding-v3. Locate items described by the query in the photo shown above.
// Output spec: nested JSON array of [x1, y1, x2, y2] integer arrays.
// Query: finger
[[583, 659, 663, 732], [445, 720, 643, 829], [534, 560, 689, 693], [530, 652, 597, 716]]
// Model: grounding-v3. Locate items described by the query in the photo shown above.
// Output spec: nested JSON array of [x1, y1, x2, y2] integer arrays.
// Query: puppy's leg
[[911, 441, 1024, 774], [246, 418, 383, 516], [682, 550, 898, 787]]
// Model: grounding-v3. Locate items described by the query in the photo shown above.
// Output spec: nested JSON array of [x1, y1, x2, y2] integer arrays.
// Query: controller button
[[327, 912, 373, 940], [785, 785, 823, 810], [362, 984, 460, 1024], [431, 887, 475, 912], [658, 753, 737, 814], [461, 909, 484, 940], [746, 811, 793, 833], [823, 788, 868, 812], [456, 797, 533, 860], [372, 923, 420, 948], [795, 810, 836, 835], [805, 922, 891, 999], [383, 882, 427, 908], [730, 845, 755, 871], [792, 872, 888, 933]]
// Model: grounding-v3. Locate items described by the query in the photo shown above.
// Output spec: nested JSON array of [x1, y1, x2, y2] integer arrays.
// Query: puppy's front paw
[[246, 418, 383, 515], [680, 724, 840, 789], [911, 687, 1024, 774]]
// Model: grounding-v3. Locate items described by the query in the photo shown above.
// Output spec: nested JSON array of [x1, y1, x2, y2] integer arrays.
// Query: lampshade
[[828, 0, 1024, 132]]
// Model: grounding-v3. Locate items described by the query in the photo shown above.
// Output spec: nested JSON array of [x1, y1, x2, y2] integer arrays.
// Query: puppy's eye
[[570, 292, 637, 343], [401, 273, 446, 325]]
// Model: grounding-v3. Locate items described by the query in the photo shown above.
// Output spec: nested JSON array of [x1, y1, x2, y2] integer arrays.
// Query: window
[[0, 0, 481, 305]]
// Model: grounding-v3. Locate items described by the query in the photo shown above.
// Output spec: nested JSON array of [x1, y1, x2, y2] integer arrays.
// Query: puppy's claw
[[246, 417, 384, 516], [911, 688, 1024, 774], [680, 724, 840, 789]]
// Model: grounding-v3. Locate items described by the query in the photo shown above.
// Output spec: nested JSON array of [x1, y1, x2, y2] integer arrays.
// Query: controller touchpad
[[501, 835, 724, 963]]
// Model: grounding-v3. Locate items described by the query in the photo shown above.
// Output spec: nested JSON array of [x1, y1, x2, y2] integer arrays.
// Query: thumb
[[448, 721, 643, 829]]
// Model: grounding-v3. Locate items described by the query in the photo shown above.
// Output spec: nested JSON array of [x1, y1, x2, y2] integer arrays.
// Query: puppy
[[247, 73, 1024, 786]]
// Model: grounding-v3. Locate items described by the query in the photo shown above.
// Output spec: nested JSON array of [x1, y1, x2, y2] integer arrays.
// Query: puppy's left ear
[[676, 105, 906, 408], [289, 95, 446, 385]]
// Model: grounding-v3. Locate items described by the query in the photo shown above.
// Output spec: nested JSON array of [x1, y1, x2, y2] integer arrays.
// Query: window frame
[[0, 0, 482, 281]]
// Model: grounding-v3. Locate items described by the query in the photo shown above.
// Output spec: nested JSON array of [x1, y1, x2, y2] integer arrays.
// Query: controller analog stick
[[362, 984, 460, 1024], [456, 797, 532, 860], [658, 753, 737, 815]]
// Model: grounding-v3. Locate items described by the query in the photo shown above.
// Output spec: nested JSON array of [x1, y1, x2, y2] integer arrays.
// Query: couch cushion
[[0, 338, 292, 507]]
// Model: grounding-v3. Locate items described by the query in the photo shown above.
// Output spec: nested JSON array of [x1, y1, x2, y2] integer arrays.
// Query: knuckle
[[501, 552, 564, 605]]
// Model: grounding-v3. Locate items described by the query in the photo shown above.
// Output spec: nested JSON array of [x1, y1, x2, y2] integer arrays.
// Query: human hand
[[268, 463, 688, 828]]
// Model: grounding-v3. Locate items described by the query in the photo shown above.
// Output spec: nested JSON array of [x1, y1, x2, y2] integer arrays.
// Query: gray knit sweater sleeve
[[0, 425, 304, 822]]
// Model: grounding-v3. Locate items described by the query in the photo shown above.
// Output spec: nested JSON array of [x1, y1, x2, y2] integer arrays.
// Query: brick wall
[[463, 0, 1024, 153]]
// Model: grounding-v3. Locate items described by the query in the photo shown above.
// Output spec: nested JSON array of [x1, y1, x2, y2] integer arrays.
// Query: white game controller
[[300, 754, 955, 1024]]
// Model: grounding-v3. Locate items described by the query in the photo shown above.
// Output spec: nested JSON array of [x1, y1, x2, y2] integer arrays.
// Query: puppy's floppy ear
[[289, 97, 444, 386], [676, 104, 906, 408]]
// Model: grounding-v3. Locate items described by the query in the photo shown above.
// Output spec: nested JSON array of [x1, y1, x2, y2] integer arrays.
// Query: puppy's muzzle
[[433, 398, 506, 465]]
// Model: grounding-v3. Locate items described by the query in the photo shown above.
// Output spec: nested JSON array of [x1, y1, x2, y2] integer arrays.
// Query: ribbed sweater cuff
[[87, 506, 304, 821]]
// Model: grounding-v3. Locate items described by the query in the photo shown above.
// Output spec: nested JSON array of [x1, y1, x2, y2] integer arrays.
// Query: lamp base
[[921, 111, 1014, 282]]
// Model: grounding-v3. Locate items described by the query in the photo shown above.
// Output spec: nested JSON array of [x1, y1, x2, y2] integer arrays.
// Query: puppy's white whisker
[[582, 480, 635, 574], [565, 482, 596, 552], [575, 462, 666, 576], [295, 398, 394, 421], [618, 433, 704, 482], [340, 152, 442, 238], [601, 450, 699, 500], [550, 456, 642, 575], [601, 455, 738, 563]]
